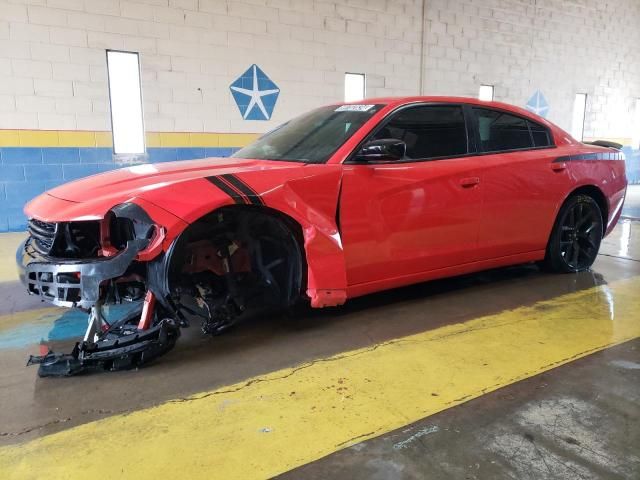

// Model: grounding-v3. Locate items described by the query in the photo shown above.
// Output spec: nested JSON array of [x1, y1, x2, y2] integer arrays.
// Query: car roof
[[349, 96, 534, 118]]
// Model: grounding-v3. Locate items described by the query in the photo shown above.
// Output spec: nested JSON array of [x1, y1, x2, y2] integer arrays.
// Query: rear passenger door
[[471, 107, 571, 260]]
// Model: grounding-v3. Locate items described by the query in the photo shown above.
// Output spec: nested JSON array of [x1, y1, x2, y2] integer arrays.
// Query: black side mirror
[[356, 138, 406, 162]]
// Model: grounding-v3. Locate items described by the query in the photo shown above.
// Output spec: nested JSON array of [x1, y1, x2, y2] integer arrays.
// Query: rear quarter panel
[[560, 147, 627, 236]]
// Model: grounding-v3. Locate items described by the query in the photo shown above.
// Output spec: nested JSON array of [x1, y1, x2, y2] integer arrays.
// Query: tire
[[543, 194, 603, 273]]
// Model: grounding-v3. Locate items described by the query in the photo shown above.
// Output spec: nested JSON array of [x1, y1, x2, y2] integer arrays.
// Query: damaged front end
[[18, 202, 306, 377], [18, 203, 182, 377]]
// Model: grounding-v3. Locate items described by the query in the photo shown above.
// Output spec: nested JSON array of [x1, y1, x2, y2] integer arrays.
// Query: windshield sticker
[[335, 104, 375, 112]]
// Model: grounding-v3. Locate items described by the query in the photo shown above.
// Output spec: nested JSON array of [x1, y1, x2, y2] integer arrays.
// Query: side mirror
[[356, 138, 406, 162]]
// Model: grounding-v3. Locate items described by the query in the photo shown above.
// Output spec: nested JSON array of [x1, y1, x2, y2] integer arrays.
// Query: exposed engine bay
[[20, 205, 304, 376]]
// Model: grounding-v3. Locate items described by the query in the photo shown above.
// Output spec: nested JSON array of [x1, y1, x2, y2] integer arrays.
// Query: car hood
[[47, 157, 304, 204]]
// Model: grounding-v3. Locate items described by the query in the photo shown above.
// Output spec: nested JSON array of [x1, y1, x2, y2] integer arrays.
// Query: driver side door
[[339, 104, 483, 287]]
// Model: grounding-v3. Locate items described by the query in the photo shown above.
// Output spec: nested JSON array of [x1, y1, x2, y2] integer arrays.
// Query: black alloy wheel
[[544, 194, 603, 273]]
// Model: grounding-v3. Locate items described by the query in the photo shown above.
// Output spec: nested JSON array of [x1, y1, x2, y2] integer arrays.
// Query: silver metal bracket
[[82, 301, 107, 347]]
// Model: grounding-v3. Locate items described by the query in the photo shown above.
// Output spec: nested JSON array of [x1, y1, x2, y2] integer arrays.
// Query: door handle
[[551, 162, 567, 172], [459, 177, 480, 188]]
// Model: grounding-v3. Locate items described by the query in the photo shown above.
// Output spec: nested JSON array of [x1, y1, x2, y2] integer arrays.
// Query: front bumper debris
[[26, 302, 180, 377], [17, 237, 148, 309], [18, 204, 186, 376]]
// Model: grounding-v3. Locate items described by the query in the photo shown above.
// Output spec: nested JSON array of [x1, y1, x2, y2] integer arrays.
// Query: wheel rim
[[559, 201, 602, 270]]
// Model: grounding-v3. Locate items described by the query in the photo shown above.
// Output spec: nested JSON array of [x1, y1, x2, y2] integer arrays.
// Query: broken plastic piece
[[27, 320, 180, 377], [27, 348, 82, 376]]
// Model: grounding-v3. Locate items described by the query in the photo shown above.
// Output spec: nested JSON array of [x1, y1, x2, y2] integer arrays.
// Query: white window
[[478, 85, 494, 101], [106, 50, 145, 155], [344, 73, 365, 102], [571, 93, 587, 141], [632, 98, 640, 149]]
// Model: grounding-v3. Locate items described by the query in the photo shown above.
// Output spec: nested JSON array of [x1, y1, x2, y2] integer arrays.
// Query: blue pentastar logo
[[229, 64, 280, 121], [525, 90, 549, 118]]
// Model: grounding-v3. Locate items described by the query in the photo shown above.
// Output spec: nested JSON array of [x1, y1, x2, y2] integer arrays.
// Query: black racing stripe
[[553, 152, 622, 163], [206, 176, 245, 204], [220, 174, 265, 206]]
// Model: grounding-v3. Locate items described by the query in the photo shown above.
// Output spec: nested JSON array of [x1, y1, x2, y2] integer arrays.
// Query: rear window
[[473, 107, 553, 152], [528, 120, 552, 147], [474, 108, 532, 152]]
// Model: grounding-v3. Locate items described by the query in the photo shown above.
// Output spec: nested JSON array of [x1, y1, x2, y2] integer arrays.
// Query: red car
[[18, 97, 627, 375]]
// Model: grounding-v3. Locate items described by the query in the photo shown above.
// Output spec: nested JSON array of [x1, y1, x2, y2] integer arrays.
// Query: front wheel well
[[165, 206, 307, 328]]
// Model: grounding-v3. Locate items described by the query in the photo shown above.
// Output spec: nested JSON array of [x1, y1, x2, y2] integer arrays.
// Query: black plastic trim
[[17, 237, 148, 308], [553, 152, 624, 163]]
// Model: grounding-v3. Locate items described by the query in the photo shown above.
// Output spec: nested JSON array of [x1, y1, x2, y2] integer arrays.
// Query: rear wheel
[[543, 194, 603, 273]]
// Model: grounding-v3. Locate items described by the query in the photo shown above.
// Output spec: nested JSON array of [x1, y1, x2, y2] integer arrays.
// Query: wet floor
[[622, 184, 640, 219], [0, 219, 639, 479], [280, 338, 640, 480]]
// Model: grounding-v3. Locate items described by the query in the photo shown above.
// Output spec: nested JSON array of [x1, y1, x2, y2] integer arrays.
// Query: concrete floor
[[0, 215, 639, 478], [280, 338, 640, 480]]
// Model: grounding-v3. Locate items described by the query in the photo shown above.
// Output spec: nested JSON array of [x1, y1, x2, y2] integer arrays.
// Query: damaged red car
[[18, 97, 627, 375]]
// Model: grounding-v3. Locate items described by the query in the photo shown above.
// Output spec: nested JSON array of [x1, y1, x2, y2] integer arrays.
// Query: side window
[[473, 108, 533, 152], [528, 120, 552, 147], [372, 105, 468, 160]]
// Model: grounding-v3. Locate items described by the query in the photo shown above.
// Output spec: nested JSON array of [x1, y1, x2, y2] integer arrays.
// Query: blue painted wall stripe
[[42, 147, 81, 164], [0, 146, 238, 232]]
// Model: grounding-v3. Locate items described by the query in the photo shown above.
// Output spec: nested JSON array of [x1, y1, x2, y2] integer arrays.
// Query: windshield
[[232, 104, 383, 163]]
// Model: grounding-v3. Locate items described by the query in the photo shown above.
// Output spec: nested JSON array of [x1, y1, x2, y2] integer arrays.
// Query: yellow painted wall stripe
[[2, 277, 639, 479], [0, 129, 19, 146], [0, 132, 633, 149], [0, 130, 259, 148], [218, 133, 260, 147]]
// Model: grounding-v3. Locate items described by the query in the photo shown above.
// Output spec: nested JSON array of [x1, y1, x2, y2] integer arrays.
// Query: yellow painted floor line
[[0, 232, 25, 283], [2, 277, 640, 479], [0, 308, 63, 329]]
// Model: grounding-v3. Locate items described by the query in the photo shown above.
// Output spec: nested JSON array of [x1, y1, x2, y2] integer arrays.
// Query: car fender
[[138, 165, 348, 307]]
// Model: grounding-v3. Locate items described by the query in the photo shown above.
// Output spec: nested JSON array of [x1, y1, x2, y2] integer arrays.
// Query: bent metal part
[[16, 96, 627, 376]]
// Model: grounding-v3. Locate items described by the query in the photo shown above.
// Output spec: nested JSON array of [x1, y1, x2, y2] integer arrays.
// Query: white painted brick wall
[[423, 0, 640, 139], [0, 0, 637, 141]]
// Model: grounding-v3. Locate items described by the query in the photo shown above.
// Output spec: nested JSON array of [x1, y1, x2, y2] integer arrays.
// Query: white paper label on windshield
[[335, 104, 375, 112]]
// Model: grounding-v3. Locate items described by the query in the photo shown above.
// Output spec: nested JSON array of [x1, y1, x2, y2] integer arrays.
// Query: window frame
[[345, 102, 475, 165], [344, 72, 366, 102], [469, 106, 556, 155], [478, 84, 494, 101], [345, 102, 557, 165], [570, 93, 587, 141], [106, 49, 146, 156], [633, 97, 640, 149]]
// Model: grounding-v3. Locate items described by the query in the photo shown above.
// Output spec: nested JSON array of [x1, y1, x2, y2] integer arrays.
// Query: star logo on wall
[[230, 64, 280, 121], [525, 90, 549, 118]]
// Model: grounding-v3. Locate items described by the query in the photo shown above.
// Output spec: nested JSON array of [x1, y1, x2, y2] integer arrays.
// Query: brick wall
[[1, 0, 638, 134], [422, 0, 640, 140], [0, 0, 423, 134], [0, 0, 639, 231]]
